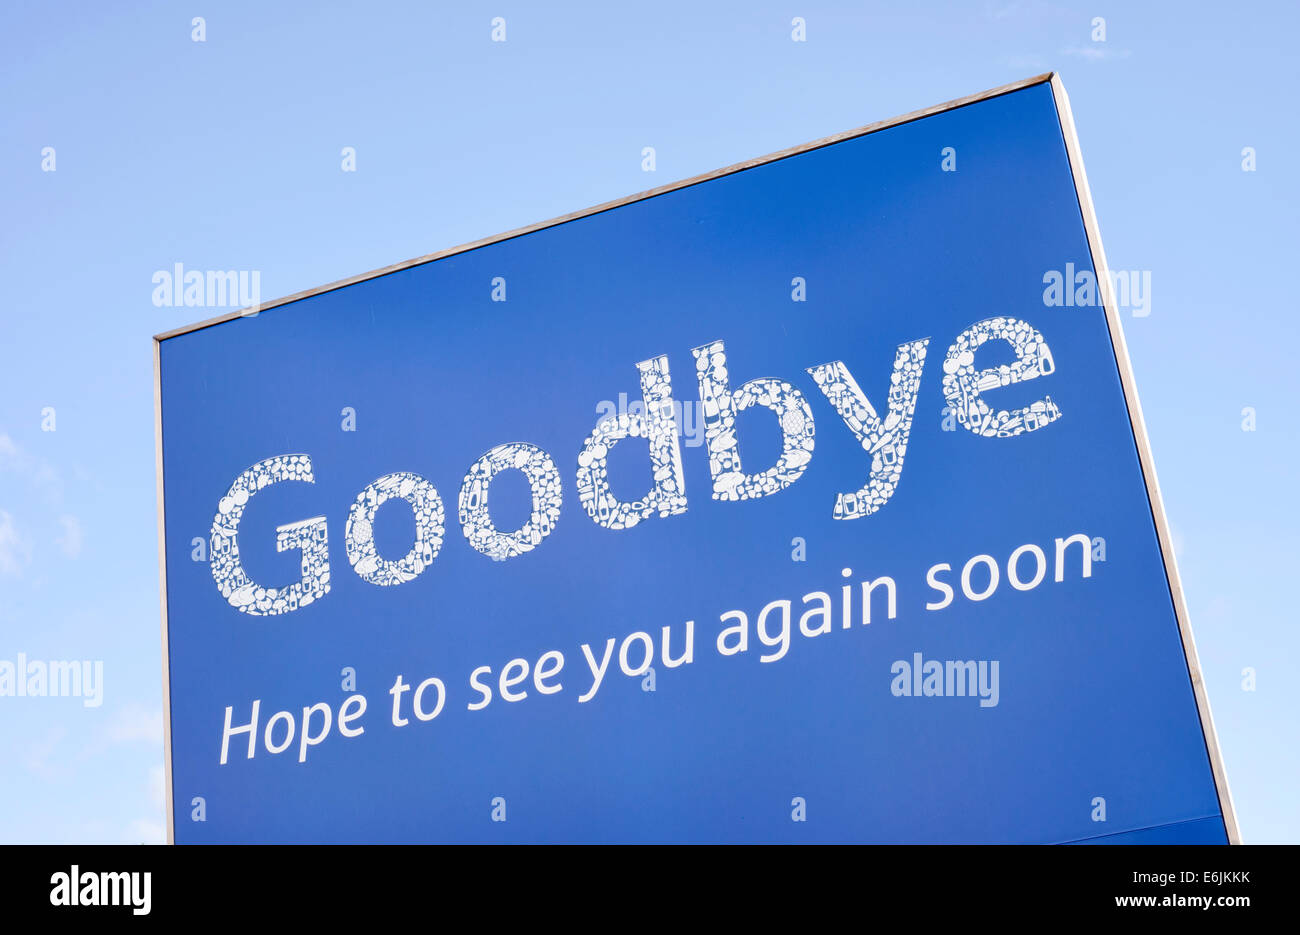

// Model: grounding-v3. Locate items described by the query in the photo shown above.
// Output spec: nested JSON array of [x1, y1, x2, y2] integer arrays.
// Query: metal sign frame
[[153, 72, 1239, 844]]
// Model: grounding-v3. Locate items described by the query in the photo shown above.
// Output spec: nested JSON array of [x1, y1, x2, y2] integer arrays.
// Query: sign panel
[[155, 74, 1235, 843]]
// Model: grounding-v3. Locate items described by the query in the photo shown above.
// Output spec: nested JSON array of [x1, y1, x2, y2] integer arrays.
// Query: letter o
[[413, 677, 446, 722], [345, 472, 445, 586], [264, 711, 295, 754], [961, 554, 1000, 601], [458, 442, 562, 561], [619, 631, 655, 676], [1008, 543, 1047, 591]]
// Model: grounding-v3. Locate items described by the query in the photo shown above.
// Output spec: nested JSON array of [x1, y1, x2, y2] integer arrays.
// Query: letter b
[[692, 340, 815, 501]]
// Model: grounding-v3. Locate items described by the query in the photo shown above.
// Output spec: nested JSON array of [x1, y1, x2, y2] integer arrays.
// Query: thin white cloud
[[1062, 46, 1132, 61], [0, 433, 61, 501], [0, 434, 76, 574], [55, 514, 82, 558], [984, 1, 1021, 19], [1001, 54, 1049, 70], [76, 704, 165, 762], [23, 726, 68, 780], [0, 511, 32, 576], [105, 704, 164, 745], [983, 0, 1072, 22]]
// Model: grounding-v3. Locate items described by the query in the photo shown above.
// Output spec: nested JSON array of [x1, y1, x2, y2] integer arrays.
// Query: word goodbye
[[209, 316, 1060, 615]]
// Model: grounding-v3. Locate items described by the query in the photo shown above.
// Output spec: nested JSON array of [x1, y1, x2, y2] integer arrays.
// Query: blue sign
[[155, 74, 1235, 843]]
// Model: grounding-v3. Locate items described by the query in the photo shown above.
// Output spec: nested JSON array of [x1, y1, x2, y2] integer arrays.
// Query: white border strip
[[153, 339, 176, 845], [1050, 74, 1239, 843]]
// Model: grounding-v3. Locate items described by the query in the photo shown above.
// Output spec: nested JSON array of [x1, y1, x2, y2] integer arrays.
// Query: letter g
[[209, 454, 329, 616]]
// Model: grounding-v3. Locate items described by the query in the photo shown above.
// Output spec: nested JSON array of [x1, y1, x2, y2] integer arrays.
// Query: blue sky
[[1, 0, 1296, 843]]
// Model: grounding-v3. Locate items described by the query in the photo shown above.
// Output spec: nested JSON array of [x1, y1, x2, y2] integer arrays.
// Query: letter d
[[576, 355, 687, 530]]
